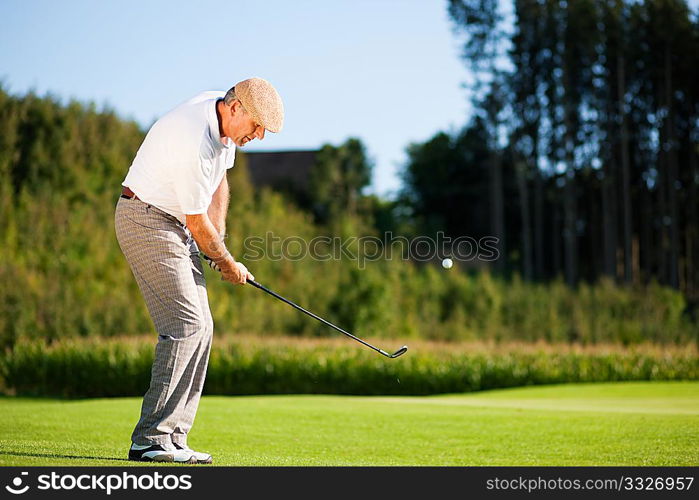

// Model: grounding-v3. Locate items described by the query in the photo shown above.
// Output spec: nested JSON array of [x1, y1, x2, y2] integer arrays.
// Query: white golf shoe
[[173, 443, 213, 464], [128, 443, 196, 463]]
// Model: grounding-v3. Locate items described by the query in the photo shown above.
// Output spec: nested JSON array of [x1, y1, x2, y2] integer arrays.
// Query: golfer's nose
[[255, 126, 265, 141]]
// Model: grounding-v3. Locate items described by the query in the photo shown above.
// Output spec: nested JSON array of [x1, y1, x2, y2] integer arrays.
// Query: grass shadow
[[0, 450, 129, 462]]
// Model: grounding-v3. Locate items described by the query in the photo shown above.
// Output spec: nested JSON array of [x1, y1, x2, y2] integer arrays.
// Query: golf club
[[247, 279, 408, 359]]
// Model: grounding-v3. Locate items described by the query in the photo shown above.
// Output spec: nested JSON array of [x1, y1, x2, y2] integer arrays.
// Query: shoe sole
[[128, 454, 197, 464]]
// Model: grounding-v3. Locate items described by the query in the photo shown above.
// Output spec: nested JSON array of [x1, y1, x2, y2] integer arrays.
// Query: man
[[114, 78, 284, 464]]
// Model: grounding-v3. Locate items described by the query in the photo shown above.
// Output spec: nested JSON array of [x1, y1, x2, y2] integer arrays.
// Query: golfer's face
[[231, 105, 265, 147]]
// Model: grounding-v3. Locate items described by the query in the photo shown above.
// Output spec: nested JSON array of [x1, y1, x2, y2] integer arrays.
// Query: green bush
[[1, 337, 696, 398]]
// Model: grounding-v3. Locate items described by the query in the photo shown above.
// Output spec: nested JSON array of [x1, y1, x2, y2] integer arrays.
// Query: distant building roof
[[243, 150, 317, 194]]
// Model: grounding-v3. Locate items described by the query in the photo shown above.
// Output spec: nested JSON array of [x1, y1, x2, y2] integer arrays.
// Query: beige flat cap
[[235, 77, 284, 133]]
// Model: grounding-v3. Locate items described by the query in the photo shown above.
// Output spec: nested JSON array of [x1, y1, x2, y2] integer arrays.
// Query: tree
[[426, 0, 699, 296], [402, 119, 493, 239], [509, 0, 548, 279], [308, 137, 372, 224], [449, 0, 510, 270]]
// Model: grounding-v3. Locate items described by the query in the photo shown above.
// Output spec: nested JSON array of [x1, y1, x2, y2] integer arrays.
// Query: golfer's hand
[[221, 260, 254, 285]]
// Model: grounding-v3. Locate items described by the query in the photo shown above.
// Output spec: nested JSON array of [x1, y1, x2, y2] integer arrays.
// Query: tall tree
[[449, 0, 509, 270], [510, 0, 550, 279], [443, 0, 699, 296]]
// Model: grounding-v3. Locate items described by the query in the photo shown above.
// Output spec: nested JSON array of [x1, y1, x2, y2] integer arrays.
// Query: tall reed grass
[[2, 336, 695, 397]]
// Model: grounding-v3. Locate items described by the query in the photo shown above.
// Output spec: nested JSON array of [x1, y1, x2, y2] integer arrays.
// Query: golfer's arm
[[207, 174, 229, 236], [186, 213, 235, 267]]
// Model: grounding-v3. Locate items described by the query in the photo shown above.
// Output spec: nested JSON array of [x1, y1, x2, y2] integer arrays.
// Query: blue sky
[[0, 0, 470, 196]]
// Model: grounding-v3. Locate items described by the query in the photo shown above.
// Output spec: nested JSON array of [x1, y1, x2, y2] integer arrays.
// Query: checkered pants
[[114, 196, 213, 447]]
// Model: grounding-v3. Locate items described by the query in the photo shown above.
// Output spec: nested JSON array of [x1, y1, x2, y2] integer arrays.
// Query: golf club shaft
[[247, 279, 392, 357]]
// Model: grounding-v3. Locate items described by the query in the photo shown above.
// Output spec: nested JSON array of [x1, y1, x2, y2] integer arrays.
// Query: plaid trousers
[[114, 196, 213, 447]]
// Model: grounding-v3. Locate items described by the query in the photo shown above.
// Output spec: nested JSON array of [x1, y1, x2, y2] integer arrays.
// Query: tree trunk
[[534, 162, 545, 280], [552, 193, 562, 278], [490, 149, 505, 271], [562, 93, 577, 285], [602, 24, 618, 281], [617, 51, 633, 284], [563, 168, 577, 286], [687, 123, 698, 298], [656, 82, 668, 286], [639, 148, 652, 285], [587, 176, 603, 280], [559, 36, 577, 285], [516, 160, 533, 280], [602, 155, 618, 279], [664, 43, 680, 289]]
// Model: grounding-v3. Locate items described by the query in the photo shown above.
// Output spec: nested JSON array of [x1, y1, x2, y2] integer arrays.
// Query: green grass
[[2, 382, 698, 466]]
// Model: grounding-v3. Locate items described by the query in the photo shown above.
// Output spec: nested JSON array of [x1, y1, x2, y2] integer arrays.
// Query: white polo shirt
[[122, 91, 236, 225]]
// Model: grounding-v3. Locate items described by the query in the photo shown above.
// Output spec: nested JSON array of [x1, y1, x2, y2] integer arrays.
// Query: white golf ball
[[442, 258, 453, 269]]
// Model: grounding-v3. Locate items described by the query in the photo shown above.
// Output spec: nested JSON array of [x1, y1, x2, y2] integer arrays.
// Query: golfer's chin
[[234, 138, 252, 147]]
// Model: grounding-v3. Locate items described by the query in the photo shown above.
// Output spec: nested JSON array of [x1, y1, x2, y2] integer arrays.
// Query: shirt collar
[[208, 98, 234, 150]]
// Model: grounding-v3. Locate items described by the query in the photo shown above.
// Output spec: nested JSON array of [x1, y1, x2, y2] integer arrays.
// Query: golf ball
[[442, 258, 453, 269]]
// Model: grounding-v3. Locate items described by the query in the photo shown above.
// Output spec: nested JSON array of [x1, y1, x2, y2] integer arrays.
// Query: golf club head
[[390, 345, 408, 358]]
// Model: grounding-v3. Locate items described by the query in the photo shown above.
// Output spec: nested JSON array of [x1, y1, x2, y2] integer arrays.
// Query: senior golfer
[[115, 78, 283, 464]]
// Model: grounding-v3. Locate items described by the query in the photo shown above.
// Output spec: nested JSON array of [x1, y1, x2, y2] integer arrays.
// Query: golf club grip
[[246, 279, 380, 353]]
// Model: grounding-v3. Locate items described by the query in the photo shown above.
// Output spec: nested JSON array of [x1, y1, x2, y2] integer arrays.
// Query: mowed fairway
[[2, 382, 697, 466]]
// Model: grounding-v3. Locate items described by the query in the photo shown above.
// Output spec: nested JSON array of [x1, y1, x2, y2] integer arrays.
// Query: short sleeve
[[226, 148, 236, 169]]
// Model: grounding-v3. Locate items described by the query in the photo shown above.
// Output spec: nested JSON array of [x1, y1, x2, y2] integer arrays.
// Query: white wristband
[[211, 250, 231, 263]]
